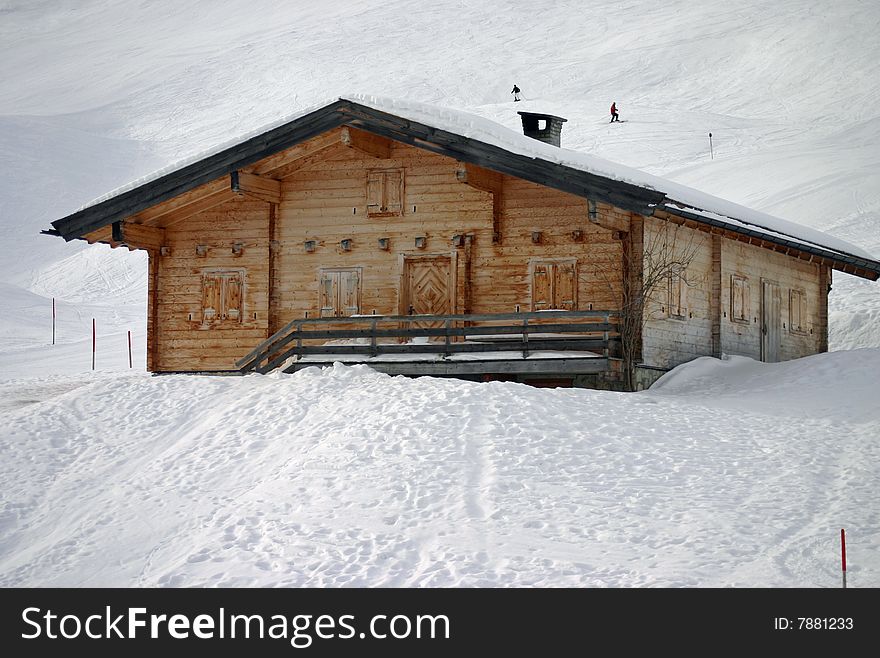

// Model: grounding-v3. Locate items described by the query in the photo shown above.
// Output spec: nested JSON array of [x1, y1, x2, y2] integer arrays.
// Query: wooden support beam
[[710, 233, 722, 358], [462, 234, 474, 314], [231, 170, 282, 204], [456, 162, 502, 194], [267, 202, 279, 338], [818, 265, 830, 353], [623, 215, 644, 365], [111, 221, 166, 252], [340, 126, 392, 158], [147, 249, 160, 372], [589, 209, 630, 233], [82, 225, 118, 247], [455, 163, 504, 243]]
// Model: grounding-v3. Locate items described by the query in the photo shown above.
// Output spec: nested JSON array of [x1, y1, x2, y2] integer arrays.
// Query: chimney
[[518, 111, 568, 147]]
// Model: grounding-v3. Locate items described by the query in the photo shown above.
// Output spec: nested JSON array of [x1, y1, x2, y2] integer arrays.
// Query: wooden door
[[402, 255, 452, 328], [761, 279, 781, 362]]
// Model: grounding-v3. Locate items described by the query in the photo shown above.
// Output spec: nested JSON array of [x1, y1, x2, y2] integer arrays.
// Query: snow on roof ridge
[[72, 94, 345, 213], [74, 93, 876, 263]]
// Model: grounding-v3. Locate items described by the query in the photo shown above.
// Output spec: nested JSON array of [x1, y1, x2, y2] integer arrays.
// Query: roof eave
[[660, 204, 880, 281], [51, 99, 353, 240], [49, 99, 662, 241], [46, 99, 879, 283]]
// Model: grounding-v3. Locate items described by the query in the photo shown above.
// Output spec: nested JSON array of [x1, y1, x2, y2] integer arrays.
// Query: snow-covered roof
[[340, 96, 875, 262], [58, 94, 878, 272]]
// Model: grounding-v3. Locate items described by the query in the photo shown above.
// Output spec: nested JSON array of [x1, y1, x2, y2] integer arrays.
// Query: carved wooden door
[[402, 255, 452, 331]]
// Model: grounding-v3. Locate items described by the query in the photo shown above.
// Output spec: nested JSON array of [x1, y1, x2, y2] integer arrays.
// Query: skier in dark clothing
[[610, 102, 620, 122], [511, 85, 521, 102]]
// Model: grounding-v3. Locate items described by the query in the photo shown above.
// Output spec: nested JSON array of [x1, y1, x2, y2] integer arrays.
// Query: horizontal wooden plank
[[251, 128, 345, 175], [256, 339, 614, 373], [285, 357, 612, 376], [158, 327, 269, 336], [285, 322, 617, 341]]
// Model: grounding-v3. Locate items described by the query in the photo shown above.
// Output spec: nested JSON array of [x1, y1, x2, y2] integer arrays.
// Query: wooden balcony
[[237, 310, 620, 377]]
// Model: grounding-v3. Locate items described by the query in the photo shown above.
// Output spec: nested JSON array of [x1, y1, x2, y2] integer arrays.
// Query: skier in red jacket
[[610, 102, 620, 123]]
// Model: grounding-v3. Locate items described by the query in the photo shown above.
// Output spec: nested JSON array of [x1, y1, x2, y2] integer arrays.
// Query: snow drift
[[1, 351, 878, 587]]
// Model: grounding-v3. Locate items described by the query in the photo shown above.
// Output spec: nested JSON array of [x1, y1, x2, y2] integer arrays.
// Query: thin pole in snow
[[709, 132, 714, 160], [52, 297, 56, 345], [92, 318, 96, 371], [128, 330, 133, 369], [841, 528, 847, 589]]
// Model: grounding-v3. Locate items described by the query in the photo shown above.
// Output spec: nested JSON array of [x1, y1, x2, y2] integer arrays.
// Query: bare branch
[[600, 219, 706, 390]]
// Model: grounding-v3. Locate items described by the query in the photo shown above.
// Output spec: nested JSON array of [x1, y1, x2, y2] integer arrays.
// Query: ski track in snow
[[1, 355, 878, 587]]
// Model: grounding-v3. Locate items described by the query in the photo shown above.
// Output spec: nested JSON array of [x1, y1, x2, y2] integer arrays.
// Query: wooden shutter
[[320, 271, 339, 317], [202, 274, 221, 322], [367, 169, 403, 216], [790, 289, 805, 332], [532, 263, 552, 311], [384, 170, 402, 215], [224, 273, 242, 321], [677, 276, 687, 316], [339, 270, 361, 316], [366, 172, 383, 215], [799, 290, 806, 331], [668, 268, 685, 318], [731, 275, 749, 322], [554, 262, 576, 310]]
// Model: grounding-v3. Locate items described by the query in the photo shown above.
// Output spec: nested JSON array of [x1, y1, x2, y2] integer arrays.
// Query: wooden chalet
[[47, 96, 880, 389]]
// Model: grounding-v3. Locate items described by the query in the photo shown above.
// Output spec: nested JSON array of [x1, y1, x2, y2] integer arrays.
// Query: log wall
[[719, 238, 824, 361], [641, 216, 826, 370], [150, 137, 623, 371], [141, 131, 828, 372], [641, 217, 715, 369], [153, 196, 270, 371]]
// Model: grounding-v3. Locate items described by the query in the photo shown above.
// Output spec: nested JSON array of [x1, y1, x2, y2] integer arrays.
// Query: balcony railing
[[237, 310, 619, 374]]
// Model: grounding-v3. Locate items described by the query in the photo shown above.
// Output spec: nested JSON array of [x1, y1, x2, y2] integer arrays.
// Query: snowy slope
[[1, 0, 880, 373], [1, 353, 878, 587]]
